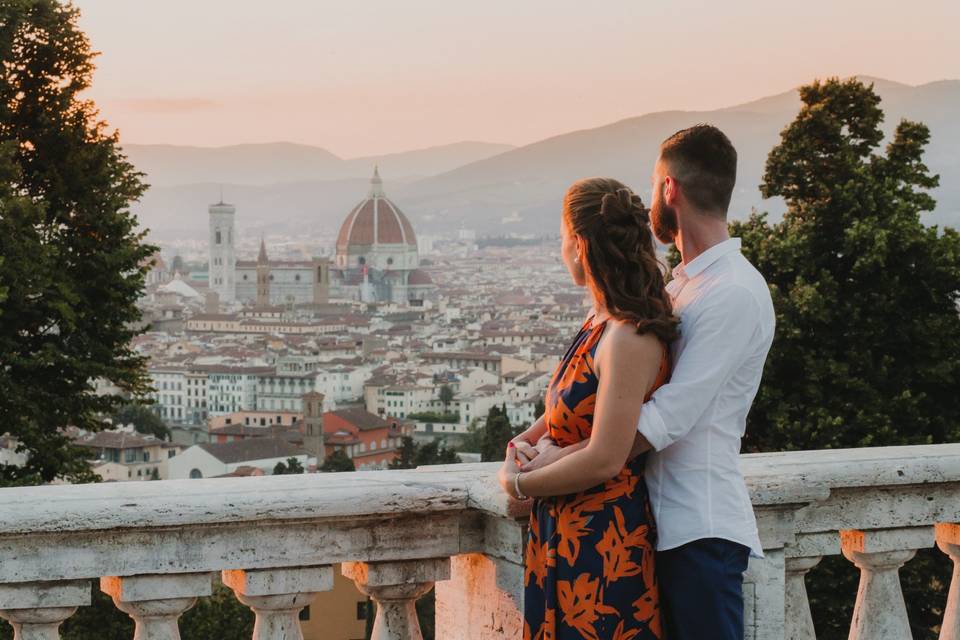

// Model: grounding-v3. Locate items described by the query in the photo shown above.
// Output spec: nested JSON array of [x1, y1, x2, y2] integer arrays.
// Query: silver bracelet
[[513, 472, 529, 500]]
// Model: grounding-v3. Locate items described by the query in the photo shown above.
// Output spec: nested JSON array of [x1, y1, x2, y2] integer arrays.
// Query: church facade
[[208, 168, 434, 307]]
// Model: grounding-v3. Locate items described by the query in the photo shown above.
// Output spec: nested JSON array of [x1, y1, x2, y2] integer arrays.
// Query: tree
[[479, 405, 519, 462], [534, 398, 545, 420], [438, 384, 454, 411], [319, 449, 356, 472], [389, 436, 459, 469], [735, 77, 960, 639], [111, 402, 170, 440], [272, 457, 305, 475], [0, 0, 156, 486]]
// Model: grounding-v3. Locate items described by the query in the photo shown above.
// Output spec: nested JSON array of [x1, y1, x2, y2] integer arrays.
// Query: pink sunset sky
[[76, 0, 959, 158]]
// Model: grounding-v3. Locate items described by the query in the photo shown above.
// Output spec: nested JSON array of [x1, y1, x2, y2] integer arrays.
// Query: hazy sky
[[75, 0, 959, 158]]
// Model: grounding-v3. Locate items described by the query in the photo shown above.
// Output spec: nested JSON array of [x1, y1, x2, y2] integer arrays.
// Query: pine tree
[[735, 77, 960, 638], [0, 0, 156, 485]]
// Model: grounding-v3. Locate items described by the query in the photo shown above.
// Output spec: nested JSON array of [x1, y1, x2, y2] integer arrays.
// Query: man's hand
[[520, 435, 566, 471], [627, 432, 653, 461]]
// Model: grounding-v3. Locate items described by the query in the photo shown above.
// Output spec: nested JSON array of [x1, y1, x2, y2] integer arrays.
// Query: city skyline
[[76, 0, 960, 157]]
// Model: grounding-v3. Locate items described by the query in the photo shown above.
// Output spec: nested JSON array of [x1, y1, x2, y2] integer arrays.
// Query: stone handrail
[[0, 443, 958, 639]]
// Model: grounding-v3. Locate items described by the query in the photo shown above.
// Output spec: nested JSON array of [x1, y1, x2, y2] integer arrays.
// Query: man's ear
[[663, 176, 679, 206]]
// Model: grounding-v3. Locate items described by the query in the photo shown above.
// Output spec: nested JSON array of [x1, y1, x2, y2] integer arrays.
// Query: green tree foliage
[[389, 436, 459, 469], [438, 384, 454, 409], [534, 398, 545, 420], [0, 0, 156, 486], [478, 404, 519, 462], [319, 449, 356, 472], [272, 456, 305, 475], [735, 77, 960, 639], [179, 583, 254, 640], [111, 402, 170, 440], [737, 78, 960, 452]]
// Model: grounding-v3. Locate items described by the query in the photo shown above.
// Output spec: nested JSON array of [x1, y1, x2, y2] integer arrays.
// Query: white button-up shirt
[[637, 238, 775, 558]]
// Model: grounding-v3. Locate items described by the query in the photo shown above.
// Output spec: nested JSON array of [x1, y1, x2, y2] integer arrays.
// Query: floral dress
[[524, 314, 670, 640]]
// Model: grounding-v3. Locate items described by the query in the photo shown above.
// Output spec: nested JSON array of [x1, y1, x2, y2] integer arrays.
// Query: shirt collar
[[672, 237, 742, 281]]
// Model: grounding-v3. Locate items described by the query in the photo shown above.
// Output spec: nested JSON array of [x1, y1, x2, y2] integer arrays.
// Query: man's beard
[[650, 197, 678, 244]]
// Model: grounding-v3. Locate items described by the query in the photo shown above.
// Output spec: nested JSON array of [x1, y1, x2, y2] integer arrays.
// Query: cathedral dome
[[336, 168, 417, 252]]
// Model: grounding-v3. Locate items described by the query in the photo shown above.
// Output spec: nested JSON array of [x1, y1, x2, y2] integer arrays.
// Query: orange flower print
[[557, 573, 618, 640], [596, 506, 647, 585], [633, 590, 662, 638], [524, 317, 668, 640], [554, 350, 593, 393], [525, 513, 555, 589], [556, 502, 592, 565], [612, 618, 642, 640]]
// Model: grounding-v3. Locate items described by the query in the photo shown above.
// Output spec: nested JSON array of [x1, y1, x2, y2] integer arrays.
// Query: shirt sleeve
[[637, 284, 761, 451]]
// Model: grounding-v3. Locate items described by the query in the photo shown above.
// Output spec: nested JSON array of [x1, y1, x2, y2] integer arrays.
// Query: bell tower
[[301, 392, 326, 465], [208, 196, 236, 303]]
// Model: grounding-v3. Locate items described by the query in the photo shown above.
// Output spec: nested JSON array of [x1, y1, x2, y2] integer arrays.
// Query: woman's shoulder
[[594, 318, 665, 376]]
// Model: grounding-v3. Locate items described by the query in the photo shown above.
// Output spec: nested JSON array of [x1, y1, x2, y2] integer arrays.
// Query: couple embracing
[[497, 124, 775, 640]]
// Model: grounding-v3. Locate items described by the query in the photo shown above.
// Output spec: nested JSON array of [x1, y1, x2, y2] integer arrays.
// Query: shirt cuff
[[637, 403, 672, 452]]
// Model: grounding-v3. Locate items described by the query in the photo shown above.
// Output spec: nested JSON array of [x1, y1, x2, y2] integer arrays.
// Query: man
[[520, 124, 775, 639]]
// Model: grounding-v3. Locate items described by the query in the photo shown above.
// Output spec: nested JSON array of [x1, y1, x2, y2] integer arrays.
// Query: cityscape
[[1, 1, 959, 640]]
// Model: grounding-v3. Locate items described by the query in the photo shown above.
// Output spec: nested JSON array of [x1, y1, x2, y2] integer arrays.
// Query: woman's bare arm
[[501, 323, 662, 496]]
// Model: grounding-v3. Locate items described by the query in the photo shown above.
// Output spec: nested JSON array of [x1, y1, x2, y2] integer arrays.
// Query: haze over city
[[76, 0, 959, 157]]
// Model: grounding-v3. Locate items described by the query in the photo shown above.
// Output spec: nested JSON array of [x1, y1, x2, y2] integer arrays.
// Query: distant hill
[[122, 140, 516, 187], [131, 77, 960, 241]]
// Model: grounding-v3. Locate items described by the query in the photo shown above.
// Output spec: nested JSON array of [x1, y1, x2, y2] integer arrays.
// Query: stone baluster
[[937, 523, 960, 640], [0, 580, 90, 640], [840, 527, 935, 640], [100, 573, 212, 640], [784, 555, 822, 640], [342, 558, 451, 640], [222, 566, 333, 640]]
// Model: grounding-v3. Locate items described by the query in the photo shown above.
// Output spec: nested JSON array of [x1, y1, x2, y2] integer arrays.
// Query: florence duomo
[[207, 167, 435, 307]]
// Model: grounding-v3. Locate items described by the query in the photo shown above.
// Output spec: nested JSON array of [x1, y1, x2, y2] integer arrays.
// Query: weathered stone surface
[[0, 445, 959, 639], [435, 554, 523, 640], [224, 567, 334, 640], [784, 555, 822, 640], [343, 559, 450, 640], [842, 529, 922, 640], [937, 523, 960, 640], [100, 573, 213, 602], [0, 581, 90, 640]]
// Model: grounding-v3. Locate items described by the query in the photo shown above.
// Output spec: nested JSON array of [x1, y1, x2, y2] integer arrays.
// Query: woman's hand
[[498, 442, 523, 498], [511, 438, 539, 466]]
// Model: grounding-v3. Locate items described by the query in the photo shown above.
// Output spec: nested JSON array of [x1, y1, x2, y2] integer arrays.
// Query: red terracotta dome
[[336, 168, 417, 252], [407, 268, 433, 286]]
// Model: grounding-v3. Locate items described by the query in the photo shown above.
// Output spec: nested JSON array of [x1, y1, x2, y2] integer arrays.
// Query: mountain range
[[127, 77, 960, 241]]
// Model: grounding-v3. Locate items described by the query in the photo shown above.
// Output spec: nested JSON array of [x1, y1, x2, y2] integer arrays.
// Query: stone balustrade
[[0, 443, 958, 639]]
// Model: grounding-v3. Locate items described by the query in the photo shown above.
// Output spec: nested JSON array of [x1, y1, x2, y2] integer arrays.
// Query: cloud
[[115, 98, 221, 114]]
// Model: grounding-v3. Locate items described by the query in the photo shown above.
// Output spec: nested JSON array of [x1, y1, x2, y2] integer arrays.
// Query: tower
[[311, 256, 330, 305], [302, 392, 326, 464], [208, 198, 236, 303], [256, 237, 271, 307]]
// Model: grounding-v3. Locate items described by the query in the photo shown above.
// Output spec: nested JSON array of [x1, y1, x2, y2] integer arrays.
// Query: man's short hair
[[659, 124, 737, 216]]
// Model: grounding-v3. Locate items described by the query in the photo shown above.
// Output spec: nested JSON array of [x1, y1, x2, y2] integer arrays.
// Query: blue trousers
[[656, 538, 751, 640]]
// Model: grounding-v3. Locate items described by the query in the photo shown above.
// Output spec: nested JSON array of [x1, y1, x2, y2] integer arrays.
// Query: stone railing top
[[1, 444, 959, 536], [0, 470, 469, 536], [740, 443, 960, 489]]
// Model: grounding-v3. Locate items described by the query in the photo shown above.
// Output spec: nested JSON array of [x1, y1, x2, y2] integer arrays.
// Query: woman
[[498, 177, 678, 640]]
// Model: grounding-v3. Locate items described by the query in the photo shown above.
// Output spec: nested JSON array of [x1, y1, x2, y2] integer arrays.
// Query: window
[[189, 469, 203, 479], [356, 601, 368, 620], [215, 230, 221, 244], [295, 274, 300, 282]]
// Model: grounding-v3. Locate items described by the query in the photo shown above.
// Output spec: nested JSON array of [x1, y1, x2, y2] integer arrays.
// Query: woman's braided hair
[[563, 177, 678, 343]]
